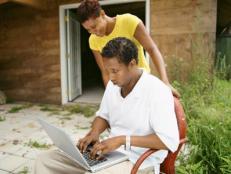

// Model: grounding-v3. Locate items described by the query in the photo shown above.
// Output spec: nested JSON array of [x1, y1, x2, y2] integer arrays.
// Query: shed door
[[66, 10, 82, 101]]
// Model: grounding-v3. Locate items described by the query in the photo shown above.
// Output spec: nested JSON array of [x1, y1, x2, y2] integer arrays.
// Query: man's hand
[[77, 117, 109, 153], [90, 136, 124, 159], [77, 132, 100, 153]]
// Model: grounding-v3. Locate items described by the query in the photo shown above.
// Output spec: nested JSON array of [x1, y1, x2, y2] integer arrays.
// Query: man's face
[[103, 57, 134, 88], [82, 14, 107, 37]]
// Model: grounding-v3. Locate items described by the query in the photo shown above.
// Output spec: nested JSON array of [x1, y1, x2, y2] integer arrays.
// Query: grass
[[18, 166, 29, 174], [8, 103, 33, 113], [0, 115, 6, 122], [39, 104, 62, 115], [75, 124, 89, 130], [172, 54, 231, 173], [59, 116, 72, 120], [25, 140, 52, 149], [39, 104, 98, 118], [64, 104, 98, 118]]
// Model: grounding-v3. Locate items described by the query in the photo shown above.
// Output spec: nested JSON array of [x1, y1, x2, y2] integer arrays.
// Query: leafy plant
[[0, 115, 6, 122], [75, 124, 89, 130], [39, 103, 98, 118], [215, 53, 231, 80], [65, 104, 98, 118], [174, 61, 231, 173], [40, 105, 61, 112], [8, 103, 33, 113], [25, 140, 51, 149], [18, 166, 29, 174]]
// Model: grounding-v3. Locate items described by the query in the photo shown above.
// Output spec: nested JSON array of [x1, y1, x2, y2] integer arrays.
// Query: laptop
[[37, 118, 128, 173]]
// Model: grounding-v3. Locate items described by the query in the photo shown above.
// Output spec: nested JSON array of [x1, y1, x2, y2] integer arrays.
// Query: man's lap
[[35, 150, 153, 174]]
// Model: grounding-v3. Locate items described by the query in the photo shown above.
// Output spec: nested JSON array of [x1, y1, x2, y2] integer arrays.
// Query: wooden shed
[[0, 0, 225, 104]]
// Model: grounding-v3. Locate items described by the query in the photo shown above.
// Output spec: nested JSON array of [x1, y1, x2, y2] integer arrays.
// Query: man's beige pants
[[34, 150, 154, 174]]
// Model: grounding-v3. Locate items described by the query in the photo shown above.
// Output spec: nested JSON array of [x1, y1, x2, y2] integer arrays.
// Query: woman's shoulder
[[117, 13, 139, 21]]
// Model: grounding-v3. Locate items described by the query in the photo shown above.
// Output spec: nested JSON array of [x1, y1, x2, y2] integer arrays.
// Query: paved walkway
[[0, 103, 98, 174]]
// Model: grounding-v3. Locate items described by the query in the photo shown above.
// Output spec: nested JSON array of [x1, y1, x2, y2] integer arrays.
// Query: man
[[76, 0, 179, 97], [35, 37, 179, 174]]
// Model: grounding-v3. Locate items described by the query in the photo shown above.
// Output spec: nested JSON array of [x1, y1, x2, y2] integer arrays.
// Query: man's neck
[[121, 69, 143, 98], [105, 16, 116, 36]]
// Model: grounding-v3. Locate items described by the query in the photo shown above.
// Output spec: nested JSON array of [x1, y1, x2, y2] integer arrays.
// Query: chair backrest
[[160, 97, 187, 174]]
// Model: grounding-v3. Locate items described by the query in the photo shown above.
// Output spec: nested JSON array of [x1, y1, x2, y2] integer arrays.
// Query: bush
[[215, 53, 231, 80], [173, 54, 231, 173]]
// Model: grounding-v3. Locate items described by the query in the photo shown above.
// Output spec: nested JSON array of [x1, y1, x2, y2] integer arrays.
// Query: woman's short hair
[[77, 0, 102, 23]]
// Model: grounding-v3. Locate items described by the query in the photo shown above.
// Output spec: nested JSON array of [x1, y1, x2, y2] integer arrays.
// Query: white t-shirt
[[96, 71, 179, 171]]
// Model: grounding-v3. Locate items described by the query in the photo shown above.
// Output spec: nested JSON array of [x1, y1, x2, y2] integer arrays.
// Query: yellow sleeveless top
[[89, 13, 150, 72]]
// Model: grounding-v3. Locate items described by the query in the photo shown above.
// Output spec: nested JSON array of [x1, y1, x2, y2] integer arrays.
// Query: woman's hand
[[90, 136, 124, 159]]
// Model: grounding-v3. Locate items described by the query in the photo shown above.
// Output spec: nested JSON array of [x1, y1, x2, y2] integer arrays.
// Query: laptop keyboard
[[83, 150, 108, 166]]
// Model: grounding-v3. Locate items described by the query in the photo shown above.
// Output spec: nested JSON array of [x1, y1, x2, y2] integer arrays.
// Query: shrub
[[174, 66, 231, 173]]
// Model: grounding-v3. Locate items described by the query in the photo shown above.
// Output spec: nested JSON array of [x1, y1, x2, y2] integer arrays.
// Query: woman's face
[[82, 13, 107, 37]]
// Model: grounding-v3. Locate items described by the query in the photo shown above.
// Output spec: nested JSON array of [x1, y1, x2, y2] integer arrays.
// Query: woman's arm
[[134, 22, 169, 84], [134, 22, 180, 97]]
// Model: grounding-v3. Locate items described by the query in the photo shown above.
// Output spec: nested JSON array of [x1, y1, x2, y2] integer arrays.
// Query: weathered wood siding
[[0, 0, 218, 103], [150, 0, 217, 81], [0, 1, 79, 104]]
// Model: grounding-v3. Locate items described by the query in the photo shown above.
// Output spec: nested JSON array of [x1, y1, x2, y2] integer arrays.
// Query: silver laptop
[[37, 118, 128, 173]]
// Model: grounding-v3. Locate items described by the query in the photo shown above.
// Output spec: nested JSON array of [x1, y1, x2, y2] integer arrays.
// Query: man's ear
[[128, 59, 137, 69]]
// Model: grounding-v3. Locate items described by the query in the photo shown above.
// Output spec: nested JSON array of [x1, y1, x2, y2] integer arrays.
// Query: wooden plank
[[151, 8, 217, 34], [0, 0, 9, 5], [4, 88, 61, 104], [151, 0, 216, 12], [150, 32, 215, 82], [150, 0, 217, 35], [0, 0, 44, 9], [11, 0, 44, 9], [0, 4, 61, 104]]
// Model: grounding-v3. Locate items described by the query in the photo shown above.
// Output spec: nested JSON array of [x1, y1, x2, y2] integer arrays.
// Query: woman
[[77, 0, 179, 96]]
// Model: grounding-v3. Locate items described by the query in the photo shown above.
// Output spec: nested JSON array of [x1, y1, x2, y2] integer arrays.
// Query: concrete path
[[0, 103, 100, 174]]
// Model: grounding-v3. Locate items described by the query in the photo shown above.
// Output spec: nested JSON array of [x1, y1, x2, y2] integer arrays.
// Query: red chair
[[131, 97, 187, 174]]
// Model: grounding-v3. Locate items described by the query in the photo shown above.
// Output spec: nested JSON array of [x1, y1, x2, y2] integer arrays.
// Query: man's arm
[[90, 134, 169, 158], [90, 117, 110, 135], [134, 22, 180, 97], [130, 134, 168, 150], [92, 50, 109, 86]]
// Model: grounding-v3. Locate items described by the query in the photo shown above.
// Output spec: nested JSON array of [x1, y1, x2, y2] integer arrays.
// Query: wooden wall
[[0, 0, 80, 104], [0, 0, 218, 104], [150, 0, 217, 81]]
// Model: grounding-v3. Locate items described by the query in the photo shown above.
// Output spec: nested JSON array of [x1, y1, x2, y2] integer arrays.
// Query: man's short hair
[[76, 0, 101, 23], [101, 37, 138, 65]]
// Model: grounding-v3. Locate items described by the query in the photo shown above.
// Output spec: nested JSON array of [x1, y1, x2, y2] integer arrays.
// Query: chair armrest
[[130, 138, 187, 174], [180, 138, 187, 144], [130, 149, 158, 174]]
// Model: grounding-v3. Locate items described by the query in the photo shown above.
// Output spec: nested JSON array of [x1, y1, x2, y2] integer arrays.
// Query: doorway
[[59, 0, 150, 104]]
